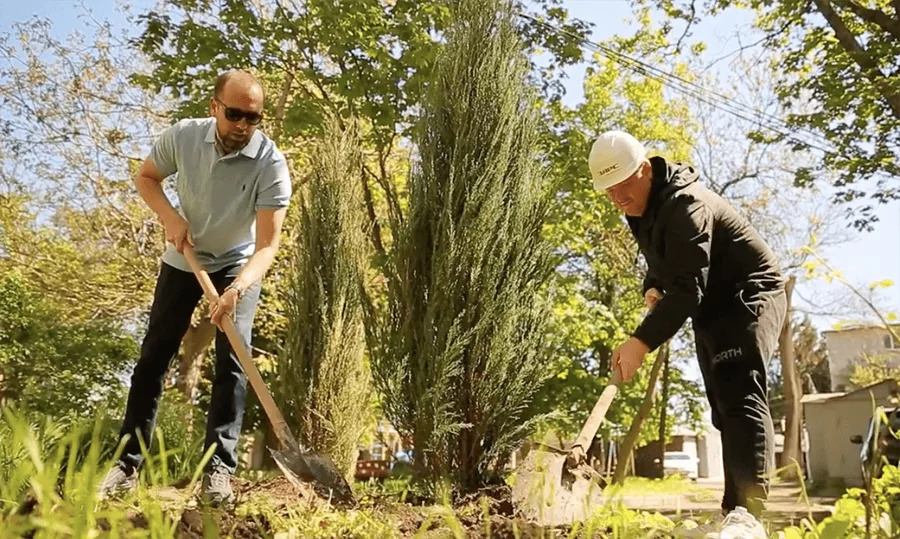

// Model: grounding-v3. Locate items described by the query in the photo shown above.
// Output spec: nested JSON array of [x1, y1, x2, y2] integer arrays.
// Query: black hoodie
[[627, 156, 785, 352]]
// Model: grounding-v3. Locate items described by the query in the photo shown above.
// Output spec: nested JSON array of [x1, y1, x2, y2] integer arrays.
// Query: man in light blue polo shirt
[[99, 69, 291, 505]]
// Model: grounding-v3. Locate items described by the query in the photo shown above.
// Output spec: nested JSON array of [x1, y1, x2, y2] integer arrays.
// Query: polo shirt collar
[[239, 131, 262, 158], [206, 120, 263, 159]]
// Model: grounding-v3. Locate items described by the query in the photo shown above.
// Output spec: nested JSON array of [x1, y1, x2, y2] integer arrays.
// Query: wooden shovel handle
[[567, 372, 620, 467], [182, 246, 297, 449]]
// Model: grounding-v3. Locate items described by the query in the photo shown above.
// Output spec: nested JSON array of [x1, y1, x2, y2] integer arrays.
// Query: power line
[[517, 12, 840, 157]]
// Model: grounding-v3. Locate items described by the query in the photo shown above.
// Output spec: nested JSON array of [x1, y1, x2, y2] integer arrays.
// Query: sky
[[1, 0, 897, 335]]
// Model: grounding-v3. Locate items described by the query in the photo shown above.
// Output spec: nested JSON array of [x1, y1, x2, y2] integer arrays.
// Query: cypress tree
[[278, 114, 372, 479], [366, 0, 556, 491]]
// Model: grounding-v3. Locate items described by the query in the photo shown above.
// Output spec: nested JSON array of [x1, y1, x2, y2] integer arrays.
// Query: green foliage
[[751, 0, 900, 229], [776, 465, 900, 538], [150, 389, 210, 477], [848, 354, 900, 390], [130, 0, 590, 140], [366, 0, 556, 492], [0, 408, 138, 536], [0, 406, 227, 537], [0, 385, 897, 539], [0, 18, 168, 323], [131, 0, 444, 144], [0, 271, 136, 418], [0, 401, 205, 496], [277, 114, 372, 478]]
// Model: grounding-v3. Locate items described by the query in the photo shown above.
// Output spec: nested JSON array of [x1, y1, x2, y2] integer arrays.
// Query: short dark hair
[[214, 69, 264, 99]]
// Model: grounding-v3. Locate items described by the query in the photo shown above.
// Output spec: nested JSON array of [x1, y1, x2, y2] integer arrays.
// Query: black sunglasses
[[215, 97, 263, 125]]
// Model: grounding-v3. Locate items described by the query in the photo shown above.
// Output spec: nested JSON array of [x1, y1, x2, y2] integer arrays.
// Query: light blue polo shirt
[[149, 118, 292, 273]]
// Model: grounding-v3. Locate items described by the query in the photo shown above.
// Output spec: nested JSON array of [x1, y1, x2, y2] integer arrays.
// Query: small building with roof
[[801, 379, 900, 487]]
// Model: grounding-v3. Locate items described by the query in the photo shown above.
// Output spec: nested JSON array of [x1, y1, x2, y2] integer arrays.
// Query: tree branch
[[359, 164, 385, 257], [701, 24, 790, 72], [272, 70, 295, 139], [379, 133, 404, 225], [811, 0, 900, 119], [362, 150, 402, 230], [673, 0, 697, 54], [832, 0, 900, 40], [717, 171, 760, 197], [805, 250, 900, 341]]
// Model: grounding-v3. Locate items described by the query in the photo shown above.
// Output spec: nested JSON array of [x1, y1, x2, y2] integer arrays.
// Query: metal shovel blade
[[511, 440, 606, 527], [511, 382, 617, 527], [271, 445, 356, 506]]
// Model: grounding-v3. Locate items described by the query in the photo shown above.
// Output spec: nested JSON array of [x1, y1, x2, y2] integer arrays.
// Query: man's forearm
[[632, 291, 693, 351], [233, 245, 279, 289], [135, 174, 179, 224]]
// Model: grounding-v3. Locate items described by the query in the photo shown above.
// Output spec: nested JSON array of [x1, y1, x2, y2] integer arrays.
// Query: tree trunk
[[359, 171, 385, 257], [259, 420, 278, 469], [655, 350, 671, 479], [613, 342, 669, 485], [176, 316, 216, 401], [778, 275, 803, 480], [346, 445, 360, 482], [272, 71, 294, 139]]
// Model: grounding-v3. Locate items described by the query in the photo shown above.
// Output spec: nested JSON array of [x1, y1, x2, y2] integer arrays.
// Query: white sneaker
[[718, 506, 766, 539]]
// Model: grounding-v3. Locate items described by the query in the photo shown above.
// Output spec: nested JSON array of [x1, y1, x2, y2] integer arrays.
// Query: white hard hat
[[588, 131, 648, 190]]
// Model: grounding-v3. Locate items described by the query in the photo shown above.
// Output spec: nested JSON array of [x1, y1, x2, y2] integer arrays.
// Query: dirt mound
[[159, 479, 555, 538], [390, 485, 556, 539], [124, 475, 325, 537], [234, 475, 323, 506], [175, 508, 271, 539]]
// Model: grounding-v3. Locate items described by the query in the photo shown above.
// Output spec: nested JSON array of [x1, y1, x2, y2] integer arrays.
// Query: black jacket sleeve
[[643, 268, 664, 295], [633, 197, 712, 351]]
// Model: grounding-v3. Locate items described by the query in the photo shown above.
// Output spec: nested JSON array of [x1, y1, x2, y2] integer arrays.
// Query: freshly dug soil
[[175, 508, 271, 539], [135, 476, 572, 538]]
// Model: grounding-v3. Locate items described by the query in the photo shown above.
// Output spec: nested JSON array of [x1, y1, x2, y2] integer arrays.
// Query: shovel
[[183, 246, 356, 506], [511, 375, 619, 527]]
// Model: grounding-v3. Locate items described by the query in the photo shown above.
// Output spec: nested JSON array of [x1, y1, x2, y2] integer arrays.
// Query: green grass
[[2, 405, 898, 538], [614, 476, 717, 500]]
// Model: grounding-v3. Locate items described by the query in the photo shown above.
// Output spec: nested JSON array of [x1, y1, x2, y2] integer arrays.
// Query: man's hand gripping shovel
[[510, 371, 620, 527], [183, 246, 356, 506]]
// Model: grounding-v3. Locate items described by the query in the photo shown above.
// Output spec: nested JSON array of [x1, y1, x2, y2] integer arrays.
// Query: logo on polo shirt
[[597, 163, 620, 176]]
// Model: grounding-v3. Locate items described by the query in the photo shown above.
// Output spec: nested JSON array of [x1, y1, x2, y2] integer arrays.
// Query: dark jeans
[[694, 287, 787, 517], [117, 261, 261, 475]]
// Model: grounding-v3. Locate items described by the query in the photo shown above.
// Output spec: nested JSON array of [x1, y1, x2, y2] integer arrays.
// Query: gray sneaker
[[719, 506, 766, 539], [98, 462, 137, 500], [201, 466, 234, 506]]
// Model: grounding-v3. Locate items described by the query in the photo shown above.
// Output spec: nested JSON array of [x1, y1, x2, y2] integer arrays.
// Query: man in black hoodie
[[588, 131, 787, 537]]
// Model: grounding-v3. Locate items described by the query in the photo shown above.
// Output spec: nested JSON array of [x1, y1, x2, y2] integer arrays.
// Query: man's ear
[[208, 98, 216, 117], [640, 160, 652, 181]]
